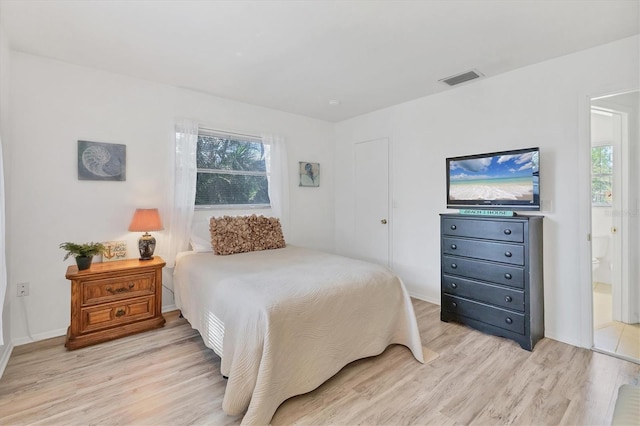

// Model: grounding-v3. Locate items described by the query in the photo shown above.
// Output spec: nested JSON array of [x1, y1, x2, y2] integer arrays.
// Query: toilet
[[592, 235, 609, 275]]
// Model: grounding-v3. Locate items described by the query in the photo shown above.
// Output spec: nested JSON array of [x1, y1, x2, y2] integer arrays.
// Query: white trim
[[578, 85, 639, 350], [11, 307, 178, 347], [162, 304, 177, 313], [578, 93, 594, 350], [198, 127, 261, 142], [0, 342, 14, 379], [408, 290, 440, 306], [195, 204, 270, 211], [13, 327, 67, 346]]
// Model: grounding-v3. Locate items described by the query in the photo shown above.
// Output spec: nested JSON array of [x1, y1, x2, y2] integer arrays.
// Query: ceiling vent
[[439, 69, 484, 86]]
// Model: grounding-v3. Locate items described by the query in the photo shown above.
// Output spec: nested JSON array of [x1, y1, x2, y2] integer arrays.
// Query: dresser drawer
[[442, 294, 525, 335], [80, 296, 156, 333], [82, 272, 155, 306], [443, 237, 524, 265], [442, 275, 525, 312], [442, 255, 524, 289], [442, 218, 524, 242]]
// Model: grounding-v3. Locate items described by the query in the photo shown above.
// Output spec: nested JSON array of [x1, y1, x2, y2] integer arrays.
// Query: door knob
[[611, 227, 618, 234], [381, 219, 387, 224]]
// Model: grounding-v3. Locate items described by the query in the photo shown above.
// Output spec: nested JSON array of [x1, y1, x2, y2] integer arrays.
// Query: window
[[591, 144, 613, 206], [195, 130, 270, 208]]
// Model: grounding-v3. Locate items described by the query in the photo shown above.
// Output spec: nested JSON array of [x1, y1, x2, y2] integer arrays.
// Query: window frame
[[195, 128, 271, 210], [590, 143, 613, 207]]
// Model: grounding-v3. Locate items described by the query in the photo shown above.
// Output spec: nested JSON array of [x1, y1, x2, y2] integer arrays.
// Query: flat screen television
[[446, 147, 540, 211]]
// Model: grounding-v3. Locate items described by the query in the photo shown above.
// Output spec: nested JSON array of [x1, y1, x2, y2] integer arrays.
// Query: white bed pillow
[[190, 220, 214, 252], [190, 235, 214, 252]]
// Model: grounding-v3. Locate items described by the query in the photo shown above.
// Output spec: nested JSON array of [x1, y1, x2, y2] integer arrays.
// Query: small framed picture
[[299, 162, 320, 187], [78, 140, 126, 181], [101, 240, 128, 262]]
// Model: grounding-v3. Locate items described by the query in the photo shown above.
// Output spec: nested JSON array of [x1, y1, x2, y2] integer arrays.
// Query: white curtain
[[0, 135, 5, 345], [262, 134, 290, 238], [166, 119, 199, 267]]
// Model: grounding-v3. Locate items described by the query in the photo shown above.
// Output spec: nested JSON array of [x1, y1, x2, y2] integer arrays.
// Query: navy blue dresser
[[440, 214, 544, 350]]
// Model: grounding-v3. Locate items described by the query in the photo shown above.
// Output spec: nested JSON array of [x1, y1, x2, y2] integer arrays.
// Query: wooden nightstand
[[65, 256, 166, 350]]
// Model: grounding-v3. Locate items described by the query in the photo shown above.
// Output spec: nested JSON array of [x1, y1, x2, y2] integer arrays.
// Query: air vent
[[439, 69, 484, 86]]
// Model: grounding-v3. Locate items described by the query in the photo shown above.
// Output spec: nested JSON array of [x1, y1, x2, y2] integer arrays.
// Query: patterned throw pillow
[[209, 215, 286, 255], [209, 216, 254, 255], [250, 215, 286, 251]]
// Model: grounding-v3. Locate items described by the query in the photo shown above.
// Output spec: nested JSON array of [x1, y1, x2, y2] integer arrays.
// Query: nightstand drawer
[[442, 255, 524, 288], [443, 275, 525, 312], [82, 272, 155, 306], [442, 218, 524, 242], [442, 294, 525, 335], [443, 237, 524, 265], [80, 296, 155, 333]]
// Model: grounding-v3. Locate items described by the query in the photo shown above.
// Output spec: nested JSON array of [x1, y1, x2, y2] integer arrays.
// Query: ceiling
[[1, 0, 638, 122]]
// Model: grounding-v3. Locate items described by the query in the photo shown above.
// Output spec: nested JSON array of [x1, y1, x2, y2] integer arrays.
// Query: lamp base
[[138, 232, 156, 260]]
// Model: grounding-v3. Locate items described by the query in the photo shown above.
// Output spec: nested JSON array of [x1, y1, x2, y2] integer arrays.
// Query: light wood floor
[[593, 282, 640, 361], [1, 299, 638, 425]]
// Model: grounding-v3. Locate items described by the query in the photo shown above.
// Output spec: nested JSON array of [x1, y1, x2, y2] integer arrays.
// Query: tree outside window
[[196, 133, 270, 207], [591, 145, 613, 206]]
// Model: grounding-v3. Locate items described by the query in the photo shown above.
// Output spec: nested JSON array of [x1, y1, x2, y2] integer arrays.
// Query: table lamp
[[128, 208, 163, 260]]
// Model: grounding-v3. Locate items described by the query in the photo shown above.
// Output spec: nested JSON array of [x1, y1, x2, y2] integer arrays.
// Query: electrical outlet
[[17, 282, 29, 297]]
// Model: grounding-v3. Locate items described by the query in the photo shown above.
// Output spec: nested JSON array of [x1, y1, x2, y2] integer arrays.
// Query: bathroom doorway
[[590, 90, 639, 362]]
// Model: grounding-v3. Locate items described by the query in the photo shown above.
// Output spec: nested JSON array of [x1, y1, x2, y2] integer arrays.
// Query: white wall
[[0, 22, 12, 369], [335, 36, 640, 346], [7, 52, 334, 344]]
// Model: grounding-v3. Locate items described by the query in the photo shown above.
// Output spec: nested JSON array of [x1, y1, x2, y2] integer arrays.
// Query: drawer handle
[[451, 302, 457, 308], [115, 308, 126, 317], [450, 244, 457, 250], [505, 317, 513, 325], [450, 283, 458, 289], [504, 229, 512, 235], [451, 263, 457, 269], [505, 295, 513, 303], [450, 225, 457, 230], [106, 283, 135, 294], [504, 273, 512, 280], [505, 251, 512, 258]]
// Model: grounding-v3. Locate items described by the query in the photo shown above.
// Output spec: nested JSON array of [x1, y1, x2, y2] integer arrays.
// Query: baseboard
[[162, 304, 177, 313], [408, 290, 440, 305], [12, 327, 67, 347], [0, 341, 14, 379], [12, 307, 178, 347]]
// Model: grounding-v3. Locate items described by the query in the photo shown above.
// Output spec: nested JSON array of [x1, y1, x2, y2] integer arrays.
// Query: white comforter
[[174, 245, 424, 425]]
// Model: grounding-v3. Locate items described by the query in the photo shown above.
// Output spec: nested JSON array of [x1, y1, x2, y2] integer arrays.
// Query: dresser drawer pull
[[504, 229, 512, 235], [450, 244, 457, 250], [504, 273, 512, 279], [105, 283, 135, 294], [451, 302, 457, 308], [450, 283, 458, 289], [115, 308, 126, 317], [505, 251, 512, 258], [451, 263, 457, 269], [450, 225, 457, 230], [505, 295, 513, 303], [505, 317, 513, 325]]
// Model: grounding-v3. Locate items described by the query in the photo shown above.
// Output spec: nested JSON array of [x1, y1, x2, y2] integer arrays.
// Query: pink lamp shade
[[128, 208, 164, 232], [129, 208, 163, 260]]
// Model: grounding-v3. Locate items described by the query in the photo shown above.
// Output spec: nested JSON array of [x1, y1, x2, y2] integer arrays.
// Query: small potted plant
[[59, 242, 106, 270]]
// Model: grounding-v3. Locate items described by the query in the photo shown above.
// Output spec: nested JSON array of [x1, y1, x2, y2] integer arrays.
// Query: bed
[[173, 244, 424, 425]]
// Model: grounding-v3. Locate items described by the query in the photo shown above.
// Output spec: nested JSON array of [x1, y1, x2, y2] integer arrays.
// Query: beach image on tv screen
[[449, 151, 539, 201]]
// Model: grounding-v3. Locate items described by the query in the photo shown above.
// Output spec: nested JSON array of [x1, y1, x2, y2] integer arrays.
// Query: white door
[[354, 138, 390, 267]]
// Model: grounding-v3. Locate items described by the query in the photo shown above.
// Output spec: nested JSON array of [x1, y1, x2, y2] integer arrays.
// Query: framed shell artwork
[[78, 140, 126, 181]]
